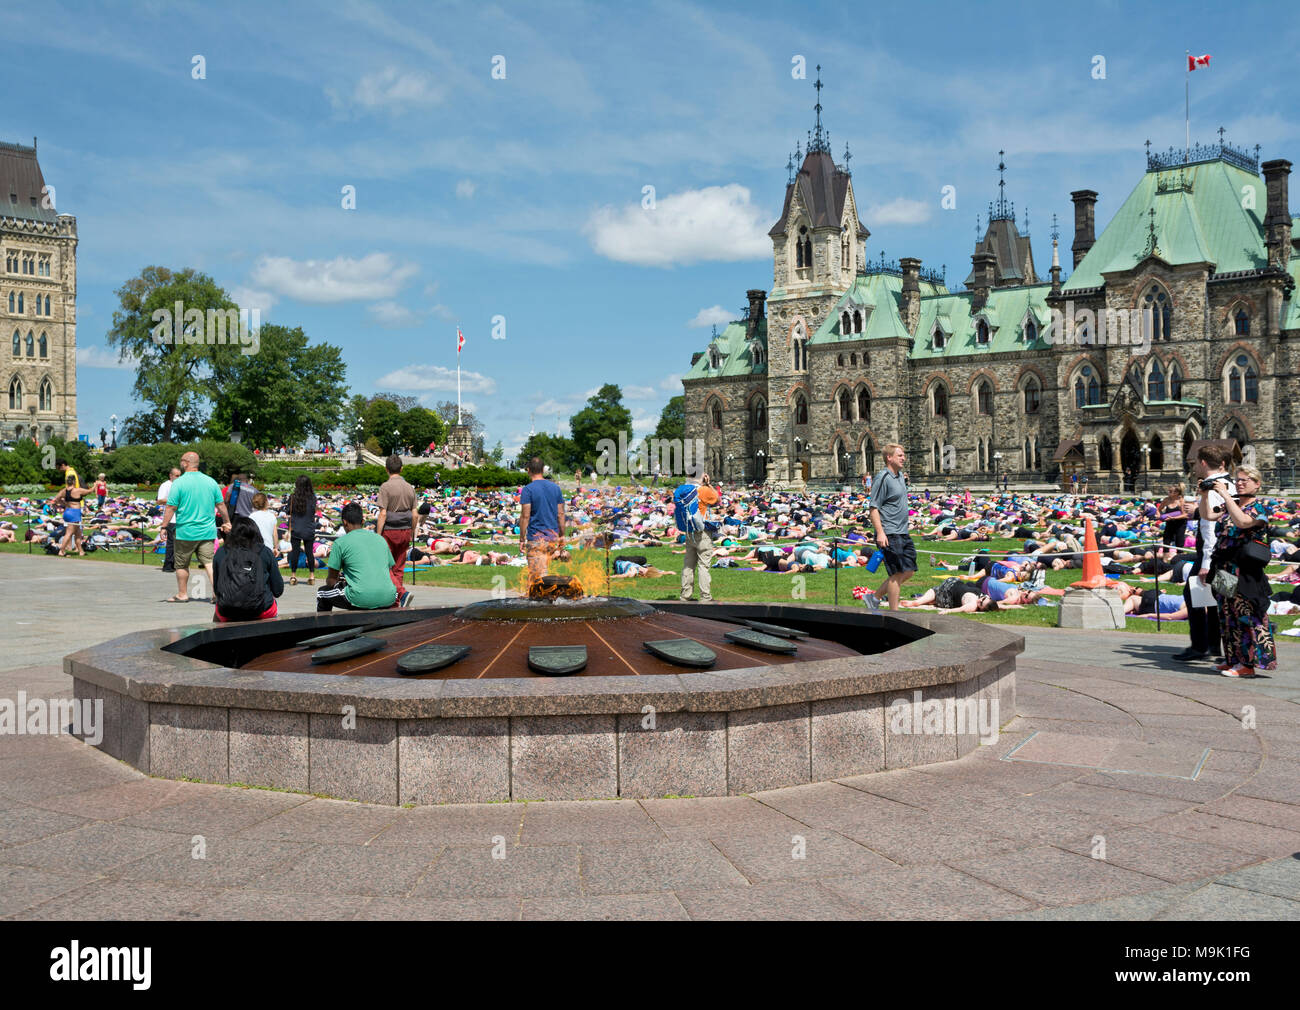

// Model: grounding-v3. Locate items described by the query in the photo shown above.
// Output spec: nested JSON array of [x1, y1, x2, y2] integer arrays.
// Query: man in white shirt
[[156, 467, 181, 573], [1174, 446, 1235, 663]]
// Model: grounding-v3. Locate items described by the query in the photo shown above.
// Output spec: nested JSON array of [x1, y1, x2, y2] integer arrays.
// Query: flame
[[517, 542, 611, 600]]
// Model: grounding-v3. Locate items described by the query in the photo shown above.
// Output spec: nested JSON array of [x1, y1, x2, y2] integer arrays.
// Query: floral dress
[[1213, 501, 1276, 671]]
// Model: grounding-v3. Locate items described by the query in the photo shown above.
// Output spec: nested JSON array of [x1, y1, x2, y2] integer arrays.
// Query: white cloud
[[430, 304, 457, 321], [374, 364, 497, 394], [368, 301, 422, 328], [76, 345, 137, 370], [250, 253, 418, 304], [659, 374, 683, 391], [329, 68, 444, 113], [585, 184, 771, 267], [623, 384, 658, 400], [230, 286, 277, 312], [865, 197, 932, 226], [455, 179, 477, 199], [688, 305, 733, 328]]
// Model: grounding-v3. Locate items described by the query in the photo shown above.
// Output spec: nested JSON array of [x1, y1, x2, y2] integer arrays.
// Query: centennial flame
[[518, 544, 610, 601]]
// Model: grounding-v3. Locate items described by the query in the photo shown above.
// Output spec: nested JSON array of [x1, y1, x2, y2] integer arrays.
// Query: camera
[[1198, 478, 1220, 491]]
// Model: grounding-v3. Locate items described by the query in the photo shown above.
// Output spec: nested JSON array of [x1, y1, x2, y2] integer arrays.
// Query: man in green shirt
[[316, 502, 411, 611], [161, 451, 231, 603]]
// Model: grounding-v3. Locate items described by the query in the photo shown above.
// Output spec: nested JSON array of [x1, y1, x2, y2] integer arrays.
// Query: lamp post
[[993, 451, 1002, 490], [727, 453, 734, 486], [755, 448, 766, 485], [1276, 449, 1285, 490], [1141, 444, 1150, 494], [841, 450, 852, 485], [110, 414, 117, 450], [393, 428, 402, 456]]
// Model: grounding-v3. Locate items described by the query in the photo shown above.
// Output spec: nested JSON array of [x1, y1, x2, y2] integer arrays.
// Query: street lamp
[[726, 453, 734, 485], [755, 448, 766, 485], [1276, 449, 1285, 489], [110, 414, 117, 450], [993, 451, 1003, 489], [841, 450, 852, 484], [393, 428, 401, 456], [1141, 444, 1150, 494]]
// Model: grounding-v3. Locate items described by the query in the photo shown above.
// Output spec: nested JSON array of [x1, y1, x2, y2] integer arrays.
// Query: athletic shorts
[[174, 538, 215, 570], [62, 508, 81, 524], [882, 533, 917, 575]]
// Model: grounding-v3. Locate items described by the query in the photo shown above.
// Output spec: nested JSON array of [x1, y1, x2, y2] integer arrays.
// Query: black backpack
[[216, 546, 264, 612]]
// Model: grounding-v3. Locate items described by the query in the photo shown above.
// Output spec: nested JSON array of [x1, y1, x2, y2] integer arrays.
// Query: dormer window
[[976, 319, 990, 344], [1025, 320, 1037, 343], [707, 347, 721, 370], [932, 326, 946, 350]]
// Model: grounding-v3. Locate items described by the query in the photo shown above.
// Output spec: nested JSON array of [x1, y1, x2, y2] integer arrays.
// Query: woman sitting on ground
[[212, 516, 284, 623]]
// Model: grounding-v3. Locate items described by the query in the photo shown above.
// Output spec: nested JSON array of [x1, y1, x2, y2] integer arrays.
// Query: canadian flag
[[1188, 53, 1211, 71], [457, 327, 465, 354]]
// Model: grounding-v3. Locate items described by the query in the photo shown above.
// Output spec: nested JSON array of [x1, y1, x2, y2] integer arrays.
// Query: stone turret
[[1070, 190, 1098, 268], [1263, 159, 1292, 270], [899, 257, 921, 334]]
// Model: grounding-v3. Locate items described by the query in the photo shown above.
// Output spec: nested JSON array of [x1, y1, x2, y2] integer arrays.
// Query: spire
[[807, 65, 830, 154], [843, 141, 852, 176], [1050, 213, 1062, 294], [786, 151, 794, 184], [991, 149, 1013, 221]]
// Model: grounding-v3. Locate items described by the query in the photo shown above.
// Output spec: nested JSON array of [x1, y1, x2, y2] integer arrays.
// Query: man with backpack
[[674, 466, 720, 602], [224, 473, 257, 519], [212, 516, 284, 622]]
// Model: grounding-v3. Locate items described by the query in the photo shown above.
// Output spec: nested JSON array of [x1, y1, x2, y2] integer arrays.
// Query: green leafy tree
[[569, 383, 632, 464], [208, 324, 348, 449], [363, 398, 403, 453], [339, 394, 370, 447], [105, 266, 245, 442], [121, 410, 205, 445], [654, 395, 685, 442], [488, 441, 504, 465], [433, 400, 483, 439], [397, 407, 446, 452], [517, 432, 580, 472]]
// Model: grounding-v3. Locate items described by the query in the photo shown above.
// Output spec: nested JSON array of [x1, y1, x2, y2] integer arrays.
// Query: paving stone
[[237, 798, 405, 844], [579, 839, 748, 893], [17, 878, 220, 920], [521, 893, 690, 920], [255, 843, 442, 896], [518, 800, 665, 845], [0, 864, 100, 917], [0, 822, 187, 874], [710, 827, 896, 882], [1197, 794, 1300, 831], [1030, 781, 1195, 822], [952, 845, 1170, 906], [0, 805, 88, 848], [1146, 811, 1300, 856], [1214, 857, 1300, 900], [1055, 826, 1259, 884], [116, 836, 313, 887], [675, 880, 866, 920], [410, 844, 581, 898], [193, 887, 371, 920], [748, 780, 912, 829], [369, 803, 524, 846], [31, 777, 200, 820], [358, 896, 521, 920], [1152, 882, 1300, 920], [637, 796, 808, 838], [821, 864, 1036, 919], [121, 788, 310, 836], [997, 883, 1201, 920]]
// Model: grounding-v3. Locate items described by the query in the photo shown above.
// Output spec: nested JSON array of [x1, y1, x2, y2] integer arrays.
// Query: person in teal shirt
[[161, 451, 231, 603], [316, 502, 409, 611]]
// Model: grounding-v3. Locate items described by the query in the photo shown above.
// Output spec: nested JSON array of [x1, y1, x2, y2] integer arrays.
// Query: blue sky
[[17, 0, 1300, 453]]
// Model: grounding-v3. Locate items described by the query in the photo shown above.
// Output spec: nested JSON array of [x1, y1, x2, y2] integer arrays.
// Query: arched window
[[1075, 377, 1086, 408], [857, 387, 870, 420], [1024, 436, 1032, 469], [841, 312, 850, 334], [838, 389, 852, 421], [7, 376, 21, 409], [1244, 358, 1258, 402], [1025, 320, 1037, 343], [836, 353, 845, 367], [852, 310, 862, 334], [1034, 436, 1042, 470], [1087, 373, 1100, 405], [976, 379, 993, 415], [1234, 309, 1249, 336], [38, 378, 52, 411], [24, 332, 33, 356], [752, 398, 767, 431], [977, 440, 985, 471], [1023, 377, 1040, 414], [1149, 434, 1164, 471], [707, 347, 720, 370], [1143, 284, 1172, 341], [38, 333, 47, 358], [796, 226, 808, 268], [849, 352, 856, 367], [16, 293, 23, 314], [794, 393, 809, 426], [1169, 362, 1182, 400], [43, 295, 50, 315], [976, 319, 990, 344], [10, 331, 17, 356], [709, 401, 722, 430], [1228, 360, 1243, 403], [932, 326, 946, 350], [5, 292, 11, 312], [832, 438, 846, 476], [933, 383, 948, 418], [1099, 435, 1114, 470], [1147, 361, 1166, 401], [792, 323, 807, 371]]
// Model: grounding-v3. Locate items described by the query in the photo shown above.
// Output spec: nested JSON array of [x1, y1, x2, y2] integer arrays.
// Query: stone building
[[684, 81, 1297, 487], [1, 139, 78, 445]]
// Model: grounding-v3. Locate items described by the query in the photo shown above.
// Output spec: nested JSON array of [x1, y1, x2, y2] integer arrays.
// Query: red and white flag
[[456, 327, 465, 354], [1187, 53, 1211, 71]]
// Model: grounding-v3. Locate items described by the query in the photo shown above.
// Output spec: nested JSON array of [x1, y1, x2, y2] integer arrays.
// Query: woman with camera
[[1207, 465, 1276, 676]]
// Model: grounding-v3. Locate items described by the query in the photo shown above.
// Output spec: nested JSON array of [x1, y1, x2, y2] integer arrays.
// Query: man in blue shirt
[[519, 456, 566, 580]]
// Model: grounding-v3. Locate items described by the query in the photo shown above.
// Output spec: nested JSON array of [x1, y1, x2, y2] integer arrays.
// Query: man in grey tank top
[[869, 442, 917, 610]]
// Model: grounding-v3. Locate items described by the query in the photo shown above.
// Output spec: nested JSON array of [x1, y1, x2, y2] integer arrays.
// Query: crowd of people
[[2, 444, 1295, 675]]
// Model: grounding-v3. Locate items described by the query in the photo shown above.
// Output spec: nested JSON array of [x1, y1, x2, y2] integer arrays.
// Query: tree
[[398, 407, 446, 451], [363, 398, 403, 453], [654, 395, 685, 442], [208, 325, 348, 449], [517, 432, 580, 472], [121, 410, 205, 445], [339, 394, 370, 447], [433, 400, 483, 439], [488, 441, 504, 465], [569, 383, 632, 464], [105, 266, 246, 442], [373, 393, 419, 413]]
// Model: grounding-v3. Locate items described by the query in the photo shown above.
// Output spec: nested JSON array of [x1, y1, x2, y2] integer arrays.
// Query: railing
[[1147, 140, 1258, 174]]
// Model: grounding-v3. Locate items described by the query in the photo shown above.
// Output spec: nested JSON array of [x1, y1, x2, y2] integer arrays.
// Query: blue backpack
[[673, 483, 718, 535]]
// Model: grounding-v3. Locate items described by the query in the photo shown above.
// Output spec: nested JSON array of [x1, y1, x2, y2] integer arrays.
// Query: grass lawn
[[6, 512, 1297, 642]]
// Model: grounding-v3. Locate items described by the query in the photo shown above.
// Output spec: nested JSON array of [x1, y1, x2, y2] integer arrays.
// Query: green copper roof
[[910, 283, 1053, 360], [807, 271, 947, 345], [683, 318, 768, 380], [1064, 159, 1266, 290]]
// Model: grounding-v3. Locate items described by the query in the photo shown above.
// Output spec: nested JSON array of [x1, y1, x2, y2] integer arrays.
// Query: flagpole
[[1185, 50, 1190, 162], [456, 324, 462, 426]]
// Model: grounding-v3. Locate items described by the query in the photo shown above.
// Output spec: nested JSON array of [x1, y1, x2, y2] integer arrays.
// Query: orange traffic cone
[[1070, 517, 1109, 589]]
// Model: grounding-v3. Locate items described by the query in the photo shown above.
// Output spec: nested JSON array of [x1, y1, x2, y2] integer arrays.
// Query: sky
[[15, 0, 1300, 454]]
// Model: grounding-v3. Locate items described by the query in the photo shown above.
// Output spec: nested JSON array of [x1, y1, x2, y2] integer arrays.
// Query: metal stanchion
[[832, 536, 839, 606]]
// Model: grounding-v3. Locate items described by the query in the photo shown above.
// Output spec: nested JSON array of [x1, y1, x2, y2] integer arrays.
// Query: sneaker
[[1214, 660, 1234, 672], [1221, 666, 1256, 678], [399, 591, 413, 608], [1172, 648, 1208, 663]]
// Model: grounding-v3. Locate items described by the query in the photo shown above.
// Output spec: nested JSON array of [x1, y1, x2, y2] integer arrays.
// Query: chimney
[[1262, 159, 1292, 269], [1070, 190, 1098, 268], [899, 257, 921, 334], [1050, 237, 1062, 294], [746, 289, 766, 339], [971, 251, 995, 311]]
